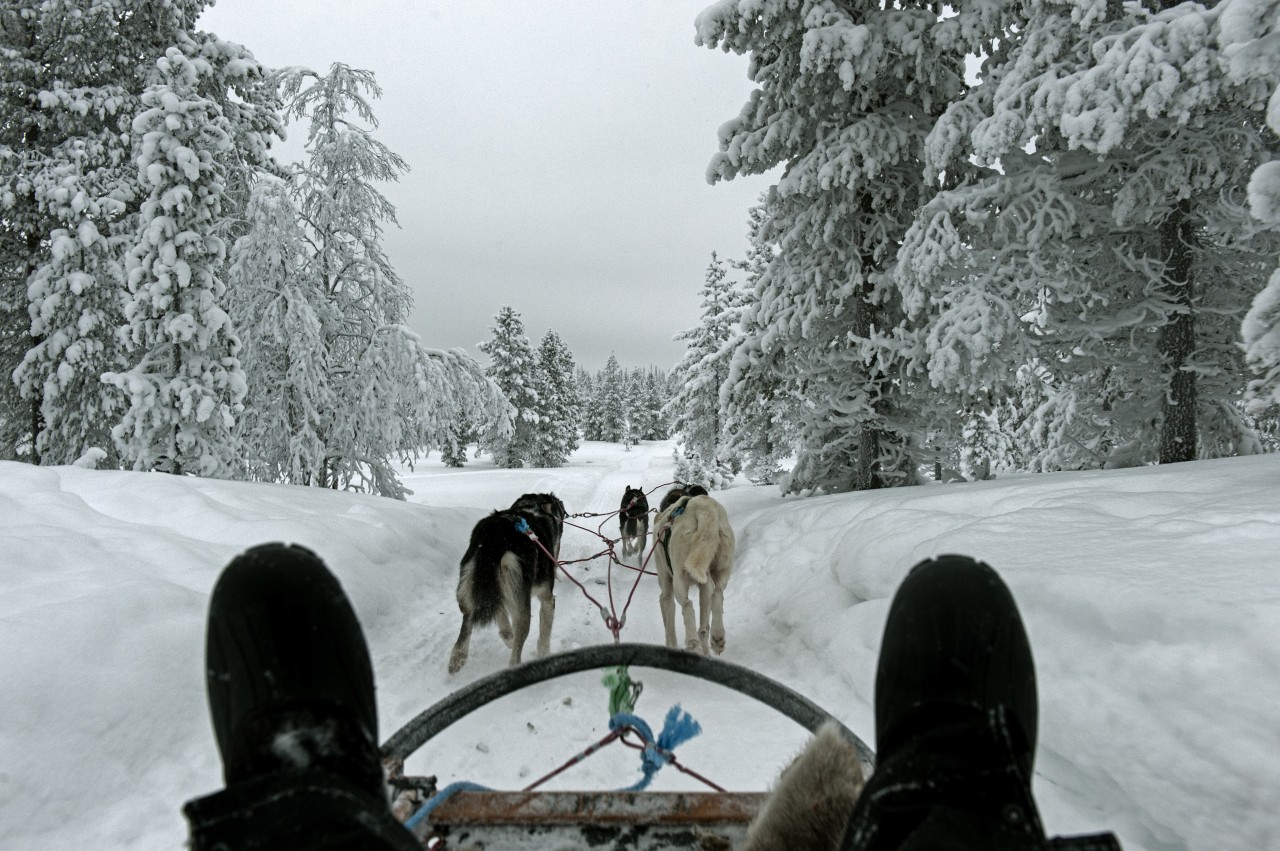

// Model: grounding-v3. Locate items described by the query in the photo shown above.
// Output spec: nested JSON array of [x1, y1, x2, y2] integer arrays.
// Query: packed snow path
[[2, 440, 1278, 851]]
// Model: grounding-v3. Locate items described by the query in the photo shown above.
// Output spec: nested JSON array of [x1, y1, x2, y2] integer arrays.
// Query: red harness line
[[521, 482, 677, 643], [507, 483, 725, 796]]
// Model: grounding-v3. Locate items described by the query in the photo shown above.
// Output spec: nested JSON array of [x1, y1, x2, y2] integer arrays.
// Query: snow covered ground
[[1, 440, 1277, 850]]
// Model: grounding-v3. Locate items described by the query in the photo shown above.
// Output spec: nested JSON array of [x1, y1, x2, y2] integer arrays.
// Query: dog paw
[[448, 651, 467, 674], [711, 635, 726, 655]]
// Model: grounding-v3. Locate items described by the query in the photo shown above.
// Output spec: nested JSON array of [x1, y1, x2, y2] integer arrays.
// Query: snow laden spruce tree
[[1, 0, 280, 465], [898, 0, 1280, 470], [532, 330, 580, 467], [102, 47, 248, 476], [668, 251, 741, 486], [225, 65, 508, 496], [1227, 0, 1280, 416], [718, 201, 795, 484], [478, 306, 540, 467], [696, 0, 967, 492], [593, 354, 628, 443]]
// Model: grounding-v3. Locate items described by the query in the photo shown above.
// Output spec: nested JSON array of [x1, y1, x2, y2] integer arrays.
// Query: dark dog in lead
[[619, 485, 650, 565], [448, 493, 567, 674]]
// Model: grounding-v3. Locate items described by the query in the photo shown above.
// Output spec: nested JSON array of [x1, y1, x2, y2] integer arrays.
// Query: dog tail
[[457, 519, 527, 626], [677, 497, 723, 585]]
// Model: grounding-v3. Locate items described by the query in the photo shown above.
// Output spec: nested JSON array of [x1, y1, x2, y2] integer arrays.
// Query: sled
[[381, 643, 875, 850]]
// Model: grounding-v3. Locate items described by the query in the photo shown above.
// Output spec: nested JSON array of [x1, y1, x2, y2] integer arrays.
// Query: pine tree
[[575, 366, 602, 440], [1226, 0, 1280, 415], [595, 354, 627, 443], [478, 306, 539, 467], [667, 252, 740, 480], [902, 0, 1279, 467], [697, 0, 967, 492], [532, 330, 580, 467], [103, 46, 246, 476], [720, 201, 794, 484], [2, 1, 282, 467]]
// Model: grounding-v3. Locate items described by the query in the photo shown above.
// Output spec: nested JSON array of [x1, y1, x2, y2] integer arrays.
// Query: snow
[[2, 441, 1279, 850]]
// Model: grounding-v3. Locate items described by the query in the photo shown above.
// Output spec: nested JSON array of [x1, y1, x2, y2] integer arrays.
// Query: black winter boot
[[840, 555, 1122, 851], [184, 543, 419, 851]]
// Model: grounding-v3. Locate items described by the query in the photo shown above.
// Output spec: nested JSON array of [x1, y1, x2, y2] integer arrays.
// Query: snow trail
[[3, 442, 1279, 850]]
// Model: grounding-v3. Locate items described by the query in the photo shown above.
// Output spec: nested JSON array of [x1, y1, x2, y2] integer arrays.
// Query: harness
[[657, 499, 689, 568]]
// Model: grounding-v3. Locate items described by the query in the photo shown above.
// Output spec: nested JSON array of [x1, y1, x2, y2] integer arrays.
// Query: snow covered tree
[[667, 252, 740, 481], [1, 0, 282, 466], [478, 305, 539, 467], [18, 212, 129, 467], [575, 366, 601, 440], [224, 175, 332, 483], [696, 0, 967, 492], [903, 0, 1279, 468], [532, 329, 580, 467], [594, 354, 627, 443], [1224, 0, 1280, 415], [639, 367, 673, 440], [719, 201, 795, 484], [224, 65, 506, 496], [103, 46, 246, 476]]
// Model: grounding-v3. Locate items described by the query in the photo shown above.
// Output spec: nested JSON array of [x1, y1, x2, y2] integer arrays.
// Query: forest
[[2, 0, 1278, 498]]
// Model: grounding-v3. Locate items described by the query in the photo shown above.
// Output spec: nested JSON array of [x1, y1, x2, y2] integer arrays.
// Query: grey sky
[[197, 0, 776, 374]]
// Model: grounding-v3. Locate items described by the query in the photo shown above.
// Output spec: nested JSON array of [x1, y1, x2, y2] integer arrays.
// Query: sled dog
[[448, 492, 566, 673], [618, 486, 650, 564], [653, 484, 734, 655]]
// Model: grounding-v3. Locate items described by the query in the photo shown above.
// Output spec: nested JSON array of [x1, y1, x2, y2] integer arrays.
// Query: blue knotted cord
[[609, 704, 702, 791]]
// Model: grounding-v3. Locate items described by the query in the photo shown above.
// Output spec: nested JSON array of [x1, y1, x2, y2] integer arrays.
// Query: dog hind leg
[[533, 582, 555, 658], [500, 552, 531, 667], [448, 611, 473, 674], [697, 581, 713, 655], [448, 560, 479, 673], [657, 560, 678, 648], [495, 607, 513, 648], [709, 575, 727, 655], [673, 568, 702, 653]]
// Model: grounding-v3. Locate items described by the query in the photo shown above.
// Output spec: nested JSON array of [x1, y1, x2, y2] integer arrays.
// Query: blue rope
[[404, 780, 492, 831], [609, 704, 702, 791], [514, 516, 530, 534], [405, 705, 703, 829]]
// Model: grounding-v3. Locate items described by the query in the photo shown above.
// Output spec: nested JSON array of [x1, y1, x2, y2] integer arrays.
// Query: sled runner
[[381, 643, 875, 850]]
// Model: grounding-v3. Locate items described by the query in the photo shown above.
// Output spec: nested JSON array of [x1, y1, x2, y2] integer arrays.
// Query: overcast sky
[[196, 0, 776, 374]]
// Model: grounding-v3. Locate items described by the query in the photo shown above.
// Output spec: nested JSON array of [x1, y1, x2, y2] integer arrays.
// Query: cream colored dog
[[653, 485, 735, 655]]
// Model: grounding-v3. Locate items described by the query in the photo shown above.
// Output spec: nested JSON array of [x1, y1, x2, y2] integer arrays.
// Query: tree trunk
[[24, 230, 43, 465], [1157, 199, 1197, 464], [850, 276, 889, 491]]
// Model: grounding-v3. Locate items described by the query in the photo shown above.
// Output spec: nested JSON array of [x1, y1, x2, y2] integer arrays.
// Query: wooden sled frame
[[382, 643, 875, 849]]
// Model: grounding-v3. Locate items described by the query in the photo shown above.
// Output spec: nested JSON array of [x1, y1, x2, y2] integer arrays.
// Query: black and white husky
[[618, 485, 649, 565], [447, 492, 567, 674]]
